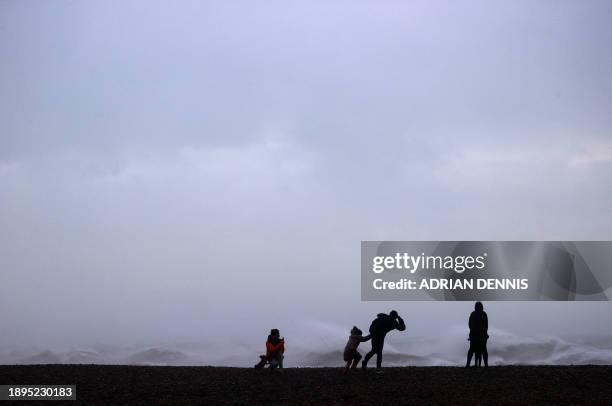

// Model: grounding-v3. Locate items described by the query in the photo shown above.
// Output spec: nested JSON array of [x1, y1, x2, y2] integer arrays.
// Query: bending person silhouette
[[466, 302, 489, 367], [362, 310, 405, 370]]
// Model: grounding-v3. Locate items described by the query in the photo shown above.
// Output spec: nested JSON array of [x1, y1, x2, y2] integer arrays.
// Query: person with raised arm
[[362, 310, 405, 371]]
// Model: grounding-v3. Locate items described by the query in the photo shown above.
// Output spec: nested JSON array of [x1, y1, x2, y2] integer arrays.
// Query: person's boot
[[342, 366, 349, 375], [350, 359, 359, 370], [361, 360, 368, 370]]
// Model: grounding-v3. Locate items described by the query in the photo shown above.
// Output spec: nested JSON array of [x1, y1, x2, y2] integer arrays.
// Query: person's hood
[[377, 313, 387, 318]]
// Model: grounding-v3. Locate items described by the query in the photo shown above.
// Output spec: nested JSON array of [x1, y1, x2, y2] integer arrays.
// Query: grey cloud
[[0, 0, 611, 351]]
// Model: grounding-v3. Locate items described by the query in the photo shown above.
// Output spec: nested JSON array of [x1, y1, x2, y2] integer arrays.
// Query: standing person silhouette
[[466, 302, 489, 367], [362, 310, 405, 371]]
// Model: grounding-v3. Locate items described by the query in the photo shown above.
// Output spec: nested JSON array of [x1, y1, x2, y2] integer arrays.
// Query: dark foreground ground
[[1, 365, 611, 405]]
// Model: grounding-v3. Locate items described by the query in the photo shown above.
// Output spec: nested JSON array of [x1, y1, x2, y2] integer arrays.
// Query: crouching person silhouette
[[266, 329, 285, 370], [362, 310, 405, 371], [255, 329, 285, 370], [342, 326, 370, 375], [466, 302, 489, 367]]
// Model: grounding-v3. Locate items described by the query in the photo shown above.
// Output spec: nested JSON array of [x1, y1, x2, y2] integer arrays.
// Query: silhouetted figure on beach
[[466, 302, 488, 367], [255, 329, 285, 370], [342, 326, 370, 375], [266, 329, 285, 370], [362, 310, 405, 371]]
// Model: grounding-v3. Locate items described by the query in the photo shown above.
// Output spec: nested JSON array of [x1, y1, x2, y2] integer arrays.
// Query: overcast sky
[[1, 0, 611, 348]]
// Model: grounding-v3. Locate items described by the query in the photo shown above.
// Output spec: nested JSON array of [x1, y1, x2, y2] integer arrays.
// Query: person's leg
[[269, 358, 278, 369], [466, 342, 474, 367], [364, 336, 383, 369], [375, 342, 384, 369], [343, 350, 351, 374], [269, 353, 282, 370], [351, 352, 362, 369], [368, 337, 384, 369], [363, 344, 377, 368], [483, 340, 488, 367]]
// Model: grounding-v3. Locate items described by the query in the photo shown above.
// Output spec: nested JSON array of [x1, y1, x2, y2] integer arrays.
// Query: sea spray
[[1, 324, 611, 367]]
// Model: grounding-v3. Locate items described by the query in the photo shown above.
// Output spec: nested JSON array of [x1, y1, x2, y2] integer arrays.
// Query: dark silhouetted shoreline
[[1, 365, 611, 404]]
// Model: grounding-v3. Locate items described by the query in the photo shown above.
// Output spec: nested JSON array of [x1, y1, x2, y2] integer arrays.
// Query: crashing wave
[[2, 328, 611, 366]]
